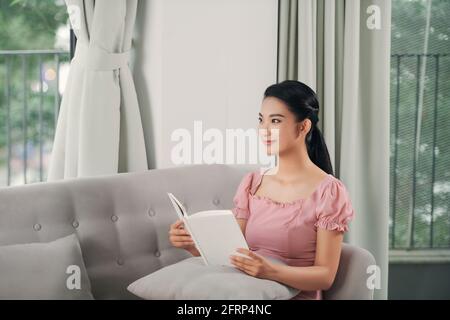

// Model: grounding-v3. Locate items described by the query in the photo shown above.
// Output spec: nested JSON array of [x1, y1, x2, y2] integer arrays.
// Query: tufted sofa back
[[0, 164, 254, 299], [0, 164, 374, 299]]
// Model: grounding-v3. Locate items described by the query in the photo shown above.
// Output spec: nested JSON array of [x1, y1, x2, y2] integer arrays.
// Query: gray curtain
[[278, 0, 391, 299], [47, 0, 148, 181]]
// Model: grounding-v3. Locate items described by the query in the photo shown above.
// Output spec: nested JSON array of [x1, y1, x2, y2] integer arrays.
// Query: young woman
[[169, 80, 355, 300]]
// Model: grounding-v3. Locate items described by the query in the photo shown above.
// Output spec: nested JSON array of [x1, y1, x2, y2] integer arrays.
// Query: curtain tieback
[[74, 42, 130, 71]]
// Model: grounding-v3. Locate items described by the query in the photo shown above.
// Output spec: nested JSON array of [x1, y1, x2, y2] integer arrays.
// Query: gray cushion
[[0, 233, 94, 299], [127, 256, 300, 300]]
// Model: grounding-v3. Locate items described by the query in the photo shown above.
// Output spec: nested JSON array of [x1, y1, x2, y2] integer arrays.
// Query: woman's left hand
[[229, 248, 279, 280]]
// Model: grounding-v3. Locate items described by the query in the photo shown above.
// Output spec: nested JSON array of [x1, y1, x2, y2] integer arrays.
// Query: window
[[390, 0, 450, 251], [0, 0, 70, 186]]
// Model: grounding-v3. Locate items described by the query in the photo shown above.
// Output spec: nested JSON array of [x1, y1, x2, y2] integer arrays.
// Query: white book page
[[167, 193, 209, 265], [167, 192, 187, 220], [187, 210, 249, 266], [191, 210, 231, 218]]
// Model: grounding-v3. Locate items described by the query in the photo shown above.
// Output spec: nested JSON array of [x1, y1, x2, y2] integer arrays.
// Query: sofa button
[[72, 220, 79, 228], [111, 215, 118, 222], [117, 258, 124, 266], [33, 223, 41, 231], [213, 198, 220, 206], [148, 208, 156, 217], [154, 250, 161, 257]]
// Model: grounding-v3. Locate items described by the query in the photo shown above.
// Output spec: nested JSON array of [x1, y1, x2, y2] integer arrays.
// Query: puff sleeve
[[314, 179, 355, 232], [231, 172, 254, 220]]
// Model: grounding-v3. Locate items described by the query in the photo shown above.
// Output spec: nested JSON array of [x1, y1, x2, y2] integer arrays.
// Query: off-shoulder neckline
[[249, 170, 334, 207]]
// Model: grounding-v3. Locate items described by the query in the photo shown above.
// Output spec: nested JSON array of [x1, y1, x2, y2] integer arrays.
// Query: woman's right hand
[[169, 219, 196, 252]]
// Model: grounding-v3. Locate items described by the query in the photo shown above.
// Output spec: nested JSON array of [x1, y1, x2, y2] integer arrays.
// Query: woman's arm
[[268, 229, 343, 291]]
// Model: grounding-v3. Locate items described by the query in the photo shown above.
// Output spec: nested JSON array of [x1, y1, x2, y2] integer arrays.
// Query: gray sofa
[[0, 163, 375, 299]]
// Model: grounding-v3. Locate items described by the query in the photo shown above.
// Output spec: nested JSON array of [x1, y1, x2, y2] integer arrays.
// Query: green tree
[[0, 0, 69, 183], [390, 0, 450, 248]]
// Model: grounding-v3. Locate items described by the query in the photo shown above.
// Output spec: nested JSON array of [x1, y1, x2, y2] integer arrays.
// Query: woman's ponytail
[[306, 124, 333, 175]]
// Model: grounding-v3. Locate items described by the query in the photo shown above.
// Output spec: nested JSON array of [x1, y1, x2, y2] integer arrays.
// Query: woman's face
[[258, 97, 311, 155]]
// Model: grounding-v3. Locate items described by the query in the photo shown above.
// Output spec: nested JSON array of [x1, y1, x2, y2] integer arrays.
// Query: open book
[[167, 192, 249, 266]]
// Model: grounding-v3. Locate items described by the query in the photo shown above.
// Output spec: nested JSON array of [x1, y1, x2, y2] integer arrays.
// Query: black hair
[[263, 80, 334, 175]]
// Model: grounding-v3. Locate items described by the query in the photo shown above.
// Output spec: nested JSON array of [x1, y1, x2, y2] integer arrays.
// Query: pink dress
[[231, 170, 355, 300]]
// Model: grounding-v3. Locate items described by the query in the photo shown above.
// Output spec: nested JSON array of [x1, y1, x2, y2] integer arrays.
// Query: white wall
[[133, 0, 278, 169]]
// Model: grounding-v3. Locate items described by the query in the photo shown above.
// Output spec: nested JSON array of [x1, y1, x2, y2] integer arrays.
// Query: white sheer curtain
[[278, 0, 391, 299], [47, 0, 148, 181]]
